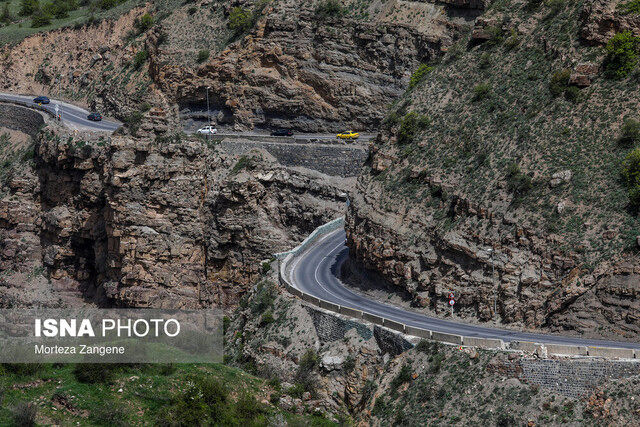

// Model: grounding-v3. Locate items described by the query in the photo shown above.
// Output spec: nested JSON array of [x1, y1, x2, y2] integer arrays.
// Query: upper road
[[0, 93, 121, 132], [290, 228, 640, 349], [0, 93, 375, 141]]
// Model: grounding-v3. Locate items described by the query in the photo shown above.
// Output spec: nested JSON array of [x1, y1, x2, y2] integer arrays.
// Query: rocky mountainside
[[0, 0, 483, 131], [226, 267, 640, 425], [0, 124, 350, 308], [346, 0, 640, 340]]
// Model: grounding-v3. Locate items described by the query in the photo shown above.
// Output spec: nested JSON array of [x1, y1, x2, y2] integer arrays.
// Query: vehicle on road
[[196, 125, 218, 135], [33, 96, 50, 104], [337, 131, 359, 140], [270, 128, 294, 137], [87, 112, 102, 122]]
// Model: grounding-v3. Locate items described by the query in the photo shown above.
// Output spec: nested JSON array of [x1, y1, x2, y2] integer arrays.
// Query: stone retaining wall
[[0, 104, 46, 136], [219, 139, 367, 177], [515, 359, 640, 398]]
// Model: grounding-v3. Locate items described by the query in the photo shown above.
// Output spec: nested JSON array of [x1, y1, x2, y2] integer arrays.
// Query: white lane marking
[[288, 228, 341, 288], [313, 239, 347, 302]]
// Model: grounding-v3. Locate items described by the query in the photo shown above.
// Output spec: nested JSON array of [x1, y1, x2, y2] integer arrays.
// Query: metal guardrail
[[275, 219, 639, 360]]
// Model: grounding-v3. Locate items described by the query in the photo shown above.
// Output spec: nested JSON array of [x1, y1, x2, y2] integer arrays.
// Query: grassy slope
[[376, 0, 640, 269], [0, 0, 145, 45], [0, 362, 337, 426]]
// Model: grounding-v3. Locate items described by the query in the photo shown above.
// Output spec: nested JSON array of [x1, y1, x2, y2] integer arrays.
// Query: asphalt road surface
[[0, 93, 120, 132], [1, 93, 375, 141], [290, 228, 640, 349]]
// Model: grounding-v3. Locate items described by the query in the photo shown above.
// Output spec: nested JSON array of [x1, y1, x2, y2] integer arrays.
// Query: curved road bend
[[0, 93, 120, 132], [290, 228, 640, 350]]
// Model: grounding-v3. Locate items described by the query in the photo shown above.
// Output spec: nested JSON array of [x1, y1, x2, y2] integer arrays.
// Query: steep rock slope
[[346, 0, 640, 340], [1, 0, 481, 131], [0, 126, 350, 308]]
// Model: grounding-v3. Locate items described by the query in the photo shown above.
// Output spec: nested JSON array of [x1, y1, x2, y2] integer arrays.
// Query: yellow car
[[337, 131, 360, 140]]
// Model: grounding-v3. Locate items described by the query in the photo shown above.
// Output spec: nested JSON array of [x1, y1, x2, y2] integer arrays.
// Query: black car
[[87, 112, 102, 122], [270, 128, 293, 137], [33, 96, 50, 104]]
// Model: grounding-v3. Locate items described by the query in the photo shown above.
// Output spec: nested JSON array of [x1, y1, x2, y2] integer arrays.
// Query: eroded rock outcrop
[[0, 127, 351, 308]]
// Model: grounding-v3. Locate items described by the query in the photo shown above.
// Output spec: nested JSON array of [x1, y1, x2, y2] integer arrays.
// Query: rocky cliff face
[[154, 1, 468, 131], [345, 0, 640, 341], [1, 0, 481, 131], [0, 126, 351, 308]]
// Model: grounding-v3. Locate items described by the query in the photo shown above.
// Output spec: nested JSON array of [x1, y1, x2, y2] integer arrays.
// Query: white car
[[196, 125, 217, 135]]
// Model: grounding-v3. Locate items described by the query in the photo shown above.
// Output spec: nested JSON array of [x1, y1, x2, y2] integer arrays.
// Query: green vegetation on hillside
[[0, 362, 336, 425], [0, 0, 142, 45], [373, 0, 640, 265], [603, 31, 639, 79]]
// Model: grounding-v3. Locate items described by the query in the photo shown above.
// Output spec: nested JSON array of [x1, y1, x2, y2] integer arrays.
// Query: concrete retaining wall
[[339, 306, 363, 319], [510, 341, 544, 354], [405, 326, 432, 339], [464, 336, 505, 350], [587, 347, 635, 359], [546, 344, 588, 357], [362, 312, 384, 326], [320, 300, 340, 312], [432, 331, 463, 345], [302, 294, 321, 305], [383, 319, 406, 333]]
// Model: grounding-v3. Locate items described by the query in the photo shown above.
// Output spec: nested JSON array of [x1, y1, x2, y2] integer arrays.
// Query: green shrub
[[390, 364, 413, 394], [11, 402, 37, 427], [294, 349, 319, 395], [525, 0, 544, 10], [619, 118, 640, 147], [506, 162, 533, 196], [604, 31, 639, 79], [228, 6, 252, 34], [504, 29, 520, 50], [231, 154, 256, 174], [485, 25, 504, 46], [549, 69, 570, 97], [397, 111, 430, 144], [1, 3, 12, 23], [19, 0, 39, 16], [251, 280, 276, 313], [408, 64, 433, 90], [545, 0, 565, 15], [89, 403, 130, 427], [97, 0, 120, 9], [73, 363, 115, 383], [260, 310, 275, 326], [133, 49, 148, 70], [618, 0, 640, 15], [478, 53, 492, 69], [235, 392, 265, 422], [136, 13, 154, 32], [124, 110, 144, 135], [621, 148, 640, 211], [564, 85, 583, 103], [2, 363, 45, 376], [315, 0, 343, 19], [343, 355, 355, 372], [30, 9, 51, 26], [472, 83, 491, 101], [197, 49, 210, 63]]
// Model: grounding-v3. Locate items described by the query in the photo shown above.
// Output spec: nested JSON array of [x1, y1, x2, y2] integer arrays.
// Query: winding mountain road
[[0, 93, 121, 132], [290, 228, 640, 350]]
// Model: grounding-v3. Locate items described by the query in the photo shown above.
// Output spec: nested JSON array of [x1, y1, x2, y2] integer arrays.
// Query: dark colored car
[[87, 113, 102, 122], [270, 128, 293, 137], [33, 96, 50, 104]]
